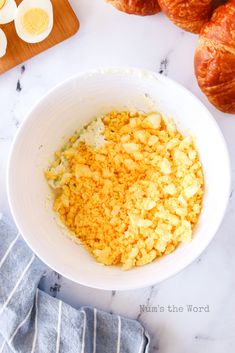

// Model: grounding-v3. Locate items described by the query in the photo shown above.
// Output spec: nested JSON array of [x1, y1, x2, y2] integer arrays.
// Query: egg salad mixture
[[45, 111, 204, 270]]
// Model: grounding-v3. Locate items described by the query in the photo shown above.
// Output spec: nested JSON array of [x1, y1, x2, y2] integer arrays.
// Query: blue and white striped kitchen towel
[[0, 215, 150, 353]]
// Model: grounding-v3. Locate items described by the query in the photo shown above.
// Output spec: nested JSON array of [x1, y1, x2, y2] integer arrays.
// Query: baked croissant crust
[[158, 0, 214, 33], [194, 0, 235, 113], [107, 0, 161, 16]]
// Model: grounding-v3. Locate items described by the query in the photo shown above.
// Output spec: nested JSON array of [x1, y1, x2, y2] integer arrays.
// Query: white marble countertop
[[1, 1, 235, 352]]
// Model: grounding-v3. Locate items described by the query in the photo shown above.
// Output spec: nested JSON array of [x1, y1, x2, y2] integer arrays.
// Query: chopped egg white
[[14, 0, 53, 43], [0, 0, 17, 24]]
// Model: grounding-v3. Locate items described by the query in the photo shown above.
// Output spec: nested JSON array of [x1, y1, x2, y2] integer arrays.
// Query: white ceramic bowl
[[7, 68, 231, 290]]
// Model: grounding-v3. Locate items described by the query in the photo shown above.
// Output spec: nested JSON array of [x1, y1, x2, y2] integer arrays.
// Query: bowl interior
[[7, 69, 230, 290]]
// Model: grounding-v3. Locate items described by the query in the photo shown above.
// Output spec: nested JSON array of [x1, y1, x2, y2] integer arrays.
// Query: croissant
[[194, 0, 235, 113], [158, 0, 215, 33], [107, 0, 161, 16]]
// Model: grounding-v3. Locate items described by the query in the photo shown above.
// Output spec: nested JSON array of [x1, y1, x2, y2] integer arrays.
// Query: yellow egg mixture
[[45, 111, 204, 270]]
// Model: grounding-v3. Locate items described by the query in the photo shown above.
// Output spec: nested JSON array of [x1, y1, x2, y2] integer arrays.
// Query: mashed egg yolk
[[22, 8, 49, 35]]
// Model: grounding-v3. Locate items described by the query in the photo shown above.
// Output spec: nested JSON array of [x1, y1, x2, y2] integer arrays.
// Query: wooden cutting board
[[0, 0, 79, 74]]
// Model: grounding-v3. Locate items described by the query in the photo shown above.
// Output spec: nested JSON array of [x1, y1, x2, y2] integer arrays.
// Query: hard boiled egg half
[[0, 28, 7, 57], [15, 0, 53, 43], [0, 0, 17, 24]]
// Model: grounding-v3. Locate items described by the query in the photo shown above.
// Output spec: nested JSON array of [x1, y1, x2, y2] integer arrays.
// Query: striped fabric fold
[[0, 216, 150, 353]]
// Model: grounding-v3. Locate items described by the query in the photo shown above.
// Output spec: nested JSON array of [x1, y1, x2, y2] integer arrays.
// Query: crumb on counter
[[45, 111, 204, 270]]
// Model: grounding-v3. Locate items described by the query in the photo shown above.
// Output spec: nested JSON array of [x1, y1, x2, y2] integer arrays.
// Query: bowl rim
[[7, 67, 232, 290]]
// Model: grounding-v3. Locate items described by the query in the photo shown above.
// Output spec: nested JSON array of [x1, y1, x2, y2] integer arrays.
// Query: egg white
[[15, 0, 53, 43], [0, 28, 7, 57], [0, 0, 17, 24]]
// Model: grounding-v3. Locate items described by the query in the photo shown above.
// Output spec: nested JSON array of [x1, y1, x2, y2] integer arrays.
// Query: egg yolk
[[22, 8, 49, 35], [0, 0, 6, 10]]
